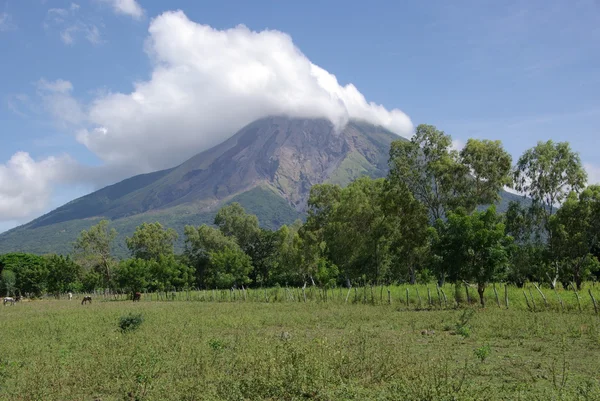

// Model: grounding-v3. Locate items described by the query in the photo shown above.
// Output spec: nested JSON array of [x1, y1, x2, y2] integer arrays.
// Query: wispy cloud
[[0, 12, 16, 31], [585, 163, 600, 185], [44, 3, 104, 45], [97, 0, 144, 20]]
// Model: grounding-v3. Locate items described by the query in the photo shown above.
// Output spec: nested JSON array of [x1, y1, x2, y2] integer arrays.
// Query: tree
[[206, 246, 253, 288], [274, 221, 305, 285], [514, 140, 587, 218], [549, 186, 600, 289], [247, 228, 285, 286], [184, 224, 244, 287], [0, 253, 48, 297], [46, 255, 83, 296], [513, 140, 587, 286], [73, 220, 117, 286], [504, 201, 545, 287], [115, 258, 151, 295], [126, 222, 178, 261], [459, 139, 513, 213], [388, 124, 457, 221], [1, 270, 16, 297], [388, 125, 512, 220], [432, 206, 511, 306], [214, 203, 260, 252], [148, 254, 195, 292]]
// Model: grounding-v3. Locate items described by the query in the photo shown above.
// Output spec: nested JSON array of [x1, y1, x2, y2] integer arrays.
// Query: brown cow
[[133, 292, 141, 302], [81, 296, 92, 305]]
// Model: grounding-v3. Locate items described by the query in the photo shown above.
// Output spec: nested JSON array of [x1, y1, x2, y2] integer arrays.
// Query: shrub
[[118, 313, 144, 333], [474, 344, 491, 362]]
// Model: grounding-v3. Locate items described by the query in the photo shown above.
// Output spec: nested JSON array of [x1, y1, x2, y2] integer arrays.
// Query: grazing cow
[[81, 296, 92, 305], [133, 292, 141, 302], [68, 292, 73, 301], [3, 297, 15, 306]]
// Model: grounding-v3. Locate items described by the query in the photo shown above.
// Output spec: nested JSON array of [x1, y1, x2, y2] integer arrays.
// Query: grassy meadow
[[1, 285, 600, 400]]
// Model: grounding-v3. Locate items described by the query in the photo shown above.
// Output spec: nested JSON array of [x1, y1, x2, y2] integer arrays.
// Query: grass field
[[2, 287, 600, 401]]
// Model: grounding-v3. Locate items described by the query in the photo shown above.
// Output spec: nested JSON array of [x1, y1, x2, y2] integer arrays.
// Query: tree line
[[1, 124, 598, 306]]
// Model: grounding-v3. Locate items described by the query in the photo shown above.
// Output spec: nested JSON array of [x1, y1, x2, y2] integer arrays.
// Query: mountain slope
[[0, 117, 400, 256]]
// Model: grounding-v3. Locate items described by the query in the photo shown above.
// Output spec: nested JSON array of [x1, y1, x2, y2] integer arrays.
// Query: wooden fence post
[[523, 291, 531, 311], [493, 283, 500, 308], [415, 288, 422, 308], [464, 284, 471, 305], [504, 285, 509, 309], [589, 289, 598, 315], [571, 283, 582, 312], [528, 288, 537, 311], [554, 287, 564, 312], [533, 283, 548, 308]]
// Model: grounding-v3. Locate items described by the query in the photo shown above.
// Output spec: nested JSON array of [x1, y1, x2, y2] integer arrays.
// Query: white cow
[[3, 297, 15, 306], [68, 292, 73, 301]]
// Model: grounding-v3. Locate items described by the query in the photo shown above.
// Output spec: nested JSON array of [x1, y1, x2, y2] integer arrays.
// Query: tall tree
[[389, 125, 512, 220], [46, 255, 83, 296], [514, 140, 587, 217], [1, 270, 16, 297], [459, 139, 513, 213], [432, 206, 511, 306], [184, 224, 247, 288], [73, 220, 117, 286], [126, 222, 178, 261], [388, 124, 457, 221], [214, 203, 260, 252], [206, 247, 253, 289], [504, 201, 545, 286], [549, 186, 600, 289], [513, 140, 587, 286]]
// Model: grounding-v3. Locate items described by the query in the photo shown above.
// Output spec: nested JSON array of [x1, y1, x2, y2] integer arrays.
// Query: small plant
[[474, 344, 491, 362], [456, 325, 471, 338], [208, 338, 227, 351], [453, 309, 475, 338], [118, 313, 144, 333]]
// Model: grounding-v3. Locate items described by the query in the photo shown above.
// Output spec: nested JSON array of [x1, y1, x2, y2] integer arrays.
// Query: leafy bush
[[118, 313, 144, 333], [474, 344, 491, 362]]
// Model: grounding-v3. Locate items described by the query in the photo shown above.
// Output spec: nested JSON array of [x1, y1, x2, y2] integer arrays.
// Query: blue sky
[[0, 0, 599, 232]]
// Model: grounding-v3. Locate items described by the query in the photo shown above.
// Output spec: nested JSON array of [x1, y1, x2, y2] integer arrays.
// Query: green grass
[[2, 285, 600, 400]]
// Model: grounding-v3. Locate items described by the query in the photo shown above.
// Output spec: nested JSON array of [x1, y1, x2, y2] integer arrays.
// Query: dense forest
[[1, 124, 598, 306]]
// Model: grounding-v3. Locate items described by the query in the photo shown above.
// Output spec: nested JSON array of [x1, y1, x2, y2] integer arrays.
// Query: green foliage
[[115, 258, 151, 293], [0, 253, 48, 297], [126, 222, 178, 261], [549, 186, 600, 289], [514, 140, 587, 217], [73, 220, 117, 286], [45, 255, 83, 295], [0, 270, 16, 297], [214, 203, 260, 252], [206, 246, 253, 288], [388, 125, 512, 220], [118, 313, 144, 333], [474, 344, 491, 362], [432, 207, 511, 305]]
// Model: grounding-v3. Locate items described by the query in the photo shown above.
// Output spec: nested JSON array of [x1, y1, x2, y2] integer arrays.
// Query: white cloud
[[585, 163, 600, 185], [44, 4, 103, 45], [0, 12, 16, 31], [451, 139, 465, 152], [76, 10, 412, 172], [36, 79, 85, 126], [0, 152, 77, 221], [1, 10, 413, 224], [98, 0, 144, 19]]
